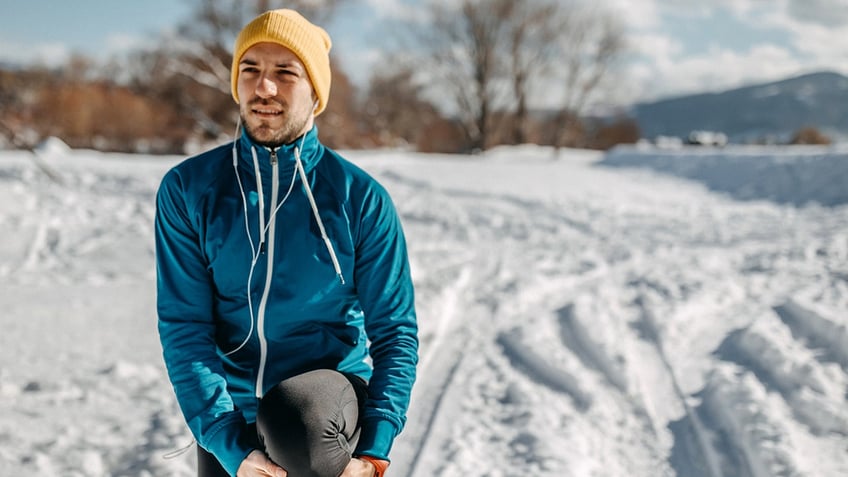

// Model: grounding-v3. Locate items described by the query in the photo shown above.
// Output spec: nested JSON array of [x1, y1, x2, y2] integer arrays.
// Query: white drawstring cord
[[162, 439, 196, 459], [295, 145, 345, 284]]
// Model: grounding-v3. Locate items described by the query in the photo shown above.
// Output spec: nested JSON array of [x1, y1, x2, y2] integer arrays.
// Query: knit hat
[[231, 9, 332, 115]]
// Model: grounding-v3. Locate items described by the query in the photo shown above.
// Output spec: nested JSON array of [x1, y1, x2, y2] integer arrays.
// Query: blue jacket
[[155, 127, 418, 476]]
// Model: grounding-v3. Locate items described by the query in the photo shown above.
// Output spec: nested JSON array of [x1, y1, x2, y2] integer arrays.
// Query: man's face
[[237, 42, 316, 148]]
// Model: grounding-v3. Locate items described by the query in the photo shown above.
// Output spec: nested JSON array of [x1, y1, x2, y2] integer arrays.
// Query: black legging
[[197, 369, 368, 477]]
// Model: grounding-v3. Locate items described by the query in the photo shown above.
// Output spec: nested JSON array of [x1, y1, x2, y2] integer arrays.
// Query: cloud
[[600, 0, 848, 104], [646, 44, 801, 98], [787, 0, 848, 27], [336, 46, 383, 87], [602, 0, 663, 29], [755, 1, 848, 69], [364, 0, 426, 22], [656, 0, 767, 17], [0, 39, 69, 67], [0, 30, 158, 68], [629, 31, 685, 65], [102, 32, 159, 58], [787, 21, 848, 59]]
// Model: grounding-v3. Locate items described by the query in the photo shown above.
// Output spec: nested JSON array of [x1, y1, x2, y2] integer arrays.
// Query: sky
[[2, 0, 848, 106]]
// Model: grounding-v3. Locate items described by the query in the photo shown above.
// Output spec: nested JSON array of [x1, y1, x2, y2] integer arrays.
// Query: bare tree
[[363, 64, 442, 148], [505, 0, 560, 144], [408, 0, 624, 152], [550, 7, 625, 150], [314, 57, 370, 149], [422, 0, 515, 152]]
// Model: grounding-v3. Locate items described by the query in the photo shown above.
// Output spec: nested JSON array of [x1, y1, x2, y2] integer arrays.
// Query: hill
[[630, 71, 848, 143]]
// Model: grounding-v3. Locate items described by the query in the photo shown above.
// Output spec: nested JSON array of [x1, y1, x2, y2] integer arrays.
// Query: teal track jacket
[[155, 127, 418, 475]]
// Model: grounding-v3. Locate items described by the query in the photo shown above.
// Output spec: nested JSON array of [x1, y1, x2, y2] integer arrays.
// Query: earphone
[[224, 120, 344, 357], [225, 123, 300, 357]]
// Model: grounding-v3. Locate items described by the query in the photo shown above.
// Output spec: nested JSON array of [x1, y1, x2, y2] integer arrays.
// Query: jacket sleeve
[[352, 184, 419, 461], [155, 169, 254, 476]]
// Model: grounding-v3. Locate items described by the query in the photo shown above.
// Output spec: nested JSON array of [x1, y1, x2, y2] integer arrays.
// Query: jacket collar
[[237, 125, 322, 176]]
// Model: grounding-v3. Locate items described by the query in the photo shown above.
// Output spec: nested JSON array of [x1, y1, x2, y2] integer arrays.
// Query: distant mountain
[[630, 71, 848, 143]]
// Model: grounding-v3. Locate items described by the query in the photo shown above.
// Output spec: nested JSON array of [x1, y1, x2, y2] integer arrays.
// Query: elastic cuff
[[202, 420, 255, 476], [354, 418, 398, 460]]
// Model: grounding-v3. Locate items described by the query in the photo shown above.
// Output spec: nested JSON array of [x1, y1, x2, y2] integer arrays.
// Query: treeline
[[0, 0, 641, 155]]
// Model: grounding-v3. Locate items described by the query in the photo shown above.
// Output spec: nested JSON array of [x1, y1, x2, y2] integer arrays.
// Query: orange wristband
[[357, 455, 390, 477]]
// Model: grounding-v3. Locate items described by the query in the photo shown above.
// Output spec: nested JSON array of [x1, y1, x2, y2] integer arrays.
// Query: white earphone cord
[[226, 130, 343, 357]]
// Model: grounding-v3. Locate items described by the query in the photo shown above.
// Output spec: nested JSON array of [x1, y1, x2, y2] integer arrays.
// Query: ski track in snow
[[1, 144, 847, 476]]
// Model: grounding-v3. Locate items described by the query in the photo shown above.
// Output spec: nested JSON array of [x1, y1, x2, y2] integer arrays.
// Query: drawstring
[[162, 439, 196, 460], [294, 145, 345, 285], [226, 129, 345, 358]]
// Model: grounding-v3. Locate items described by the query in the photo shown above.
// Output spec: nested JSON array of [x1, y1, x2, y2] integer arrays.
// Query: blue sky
[[2, 0, 848, 106], [0, 1, 193, 60]]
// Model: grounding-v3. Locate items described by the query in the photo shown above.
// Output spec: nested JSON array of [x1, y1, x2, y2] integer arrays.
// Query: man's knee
[[256, 369, 363, 477]]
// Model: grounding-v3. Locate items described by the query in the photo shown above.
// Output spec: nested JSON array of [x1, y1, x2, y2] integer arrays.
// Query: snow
[[603, 144, 848, 207], [1, 141, 846, 476]]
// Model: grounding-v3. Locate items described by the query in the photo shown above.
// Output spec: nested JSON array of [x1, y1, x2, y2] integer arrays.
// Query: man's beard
[[240, 99, 311, 148]]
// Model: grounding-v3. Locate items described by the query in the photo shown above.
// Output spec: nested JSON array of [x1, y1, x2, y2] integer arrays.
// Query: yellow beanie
[[231, 9, 332, 115]]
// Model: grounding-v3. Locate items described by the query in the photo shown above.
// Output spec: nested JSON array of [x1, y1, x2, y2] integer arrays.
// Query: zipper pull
[[270, 149, 277, 165]]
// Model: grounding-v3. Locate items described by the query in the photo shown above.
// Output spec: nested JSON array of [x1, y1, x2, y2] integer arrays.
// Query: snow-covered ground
[[1, 141, 846, 476], [603, 143, 848, 207]]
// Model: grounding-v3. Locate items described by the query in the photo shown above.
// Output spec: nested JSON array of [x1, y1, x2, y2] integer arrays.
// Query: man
[[155, 9, 418, 477]]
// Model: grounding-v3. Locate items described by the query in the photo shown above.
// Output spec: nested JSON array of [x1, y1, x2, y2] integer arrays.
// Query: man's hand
[[340, 457, 376, 477], [237, 450, 287, 477]]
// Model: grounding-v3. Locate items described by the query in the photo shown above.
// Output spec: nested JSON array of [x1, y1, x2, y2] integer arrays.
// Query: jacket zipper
[[255, 148, 279, 398]]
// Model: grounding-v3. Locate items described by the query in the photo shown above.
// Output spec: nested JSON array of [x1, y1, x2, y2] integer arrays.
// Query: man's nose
[[256, 77, 277, 98]]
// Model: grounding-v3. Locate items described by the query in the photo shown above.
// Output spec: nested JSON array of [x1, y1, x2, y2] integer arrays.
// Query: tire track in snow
[[21, 220, 52, 271], [417, 266, 473, 374], [496, 328, 592, 409], [386, 164, 682, 475], [384, 170, 500, 476], [556, 303, 628, 393], [383, 167, 583, 475], [633, 297, 725, 477], [715, 315, 848, 436], [773, 300, 848, 372], [399, 264, 474, 477]]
